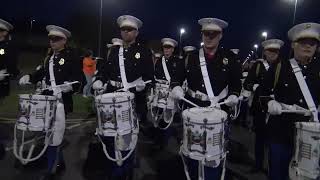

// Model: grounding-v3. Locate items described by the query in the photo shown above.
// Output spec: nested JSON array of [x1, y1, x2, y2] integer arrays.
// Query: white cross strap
[[48, 54, 60, 97], [118, 46, 129, 91], [289, 58, 318, 122], [199, 48, 215, 100], [161, 56, 171, 82], [262, 60, 270, 71]]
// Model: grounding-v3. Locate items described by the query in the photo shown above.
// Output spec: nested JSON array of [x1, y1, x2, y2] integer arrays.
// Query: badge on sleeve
[[0, 49, 5, 55], [223, 58, 229, 65], [59, 58, 65, 65], [135, 52, 141, 59]]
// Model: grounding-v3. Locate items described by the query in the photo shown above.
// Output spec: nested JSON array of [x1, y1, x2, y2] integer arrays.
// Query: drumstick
[[43, 81, 80, 91], [116, 80, 153, 92], [280, 110, 310, 114], [180, 97, 199, 107]]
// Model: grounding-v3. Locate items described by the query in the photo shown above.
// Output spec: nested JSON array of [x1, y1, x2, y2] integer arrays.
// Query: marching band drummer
[[0, 19, 19, 102], [19, 25, 82, 180], [242, 39, 284, 173], [92, 15, 154, 180], [0, 18, 19, 159], [260, 23, 320, 180], [171, 18, 242, 180], [153, 38, 185, 149]]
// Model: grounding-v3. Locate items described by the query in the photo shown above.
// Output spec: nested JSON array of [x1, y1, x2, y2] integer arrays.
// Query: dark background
[[1, 0, 320, 59]]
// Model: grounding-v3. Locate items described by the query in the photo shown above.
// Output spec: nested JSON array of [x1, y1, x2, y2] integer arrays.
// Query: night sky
[[1, 0, 320, 58]]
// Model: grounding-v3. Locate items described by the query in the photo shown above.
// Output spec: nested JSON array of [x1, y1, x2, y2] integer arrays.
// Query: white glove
[[136, 81, 146, 92], [225, 95, 239, 107], [171, 86, 184, 100], [92, 80, 103, 90], [253, 84, 259, 91], [19, 75, 31, 85], [0, 69, 8, 81], [268, 100, 282, 115], [60, 82, 73, 93]]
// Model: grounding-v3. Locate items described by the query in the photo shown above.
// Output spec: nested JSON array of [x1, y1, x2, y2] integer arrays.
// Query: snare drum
[[95, 92, 138, 137], [150, 82, 177, 126], [289, 122, 320, 180], [16, 94, 57, 132], [151, 83, 176, 110], [181, 107, 228, 167]]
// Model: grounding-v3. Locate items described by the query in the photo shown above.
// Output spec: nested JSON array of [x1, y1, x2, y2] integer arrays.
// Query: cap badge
[[135, 52, 141, 59], [223, 58, 229, 65], [0, 48, 5, 55], [59, 58, 65, 65]]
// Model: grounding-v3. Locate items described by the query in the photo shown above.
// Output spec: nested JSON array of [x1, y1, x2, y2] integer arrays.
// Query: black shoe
[[55, 163, 66, 175]]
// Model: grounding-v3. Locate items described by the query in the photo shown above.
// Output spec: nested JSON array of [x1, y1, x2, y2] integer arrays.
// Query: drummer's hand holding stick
[[214, 95, 243, 107], [267, 100, 311, 116], [171, 86, 199, 107], [92, 80, 106, 94], [19, 75, 32, 85], [0, 69, 9, 81]]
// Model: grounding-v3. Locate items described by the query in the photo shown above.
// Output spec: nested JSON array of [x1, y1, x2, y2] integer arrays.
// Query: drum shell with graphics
[[181, 107, 228, 163], [151, 83, 176, 110], [290, 122, 320, 179], [17, 94, 57, 132], [95, 92, 138, 137]]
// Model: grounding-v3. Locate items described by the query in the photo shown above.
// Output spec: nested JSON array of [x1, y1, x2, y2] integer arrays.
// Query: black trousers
[[253, 111, 267, 169]]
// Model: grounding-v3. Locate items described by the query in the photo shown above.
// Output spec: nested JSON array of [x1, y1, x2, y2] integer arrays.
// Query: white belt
[[109, 80, 123, 88], [188, 87, 229, 102], [187, 89, 210, 101]]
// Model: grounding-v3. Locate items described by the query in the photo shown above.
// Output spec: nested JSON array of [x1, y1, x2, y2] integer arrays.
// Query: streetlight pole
[[97, 0, 103, 58], [293, 0, 298, 25]]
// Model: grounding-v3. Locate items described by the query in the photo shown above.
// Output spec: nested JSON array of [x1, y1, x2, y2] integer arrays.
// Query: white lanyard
[[118, 46, 129, 91], [161, 56, 171, 82], [199, 48, 215, 100], [48, 54, 59, 97], [289, 58, 318, 122], [262, 60, 270, 71]]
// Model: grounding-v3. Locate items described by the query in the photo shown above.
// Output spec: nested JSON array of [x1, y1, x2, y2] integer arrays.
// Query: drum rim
[[98, 92, 135, 98], [19, 94, 57, 101], [183, 120, 226, 125], [95, 99, 134, 104]]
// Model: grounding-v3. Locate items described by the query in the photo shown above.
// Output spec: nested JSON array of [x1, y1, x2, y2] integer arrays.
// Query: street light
[[262, 31, 268, 40], [179, 28, 186, 56], [200, 42, 204, 47]]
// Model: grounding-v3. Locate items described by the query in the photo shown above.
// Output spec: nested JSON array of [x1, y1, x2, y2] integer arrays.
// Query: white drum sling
[[95, 92, 138, 166], [14, 94, 57, 164]]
